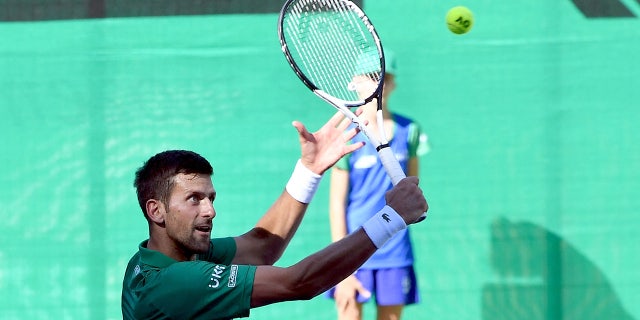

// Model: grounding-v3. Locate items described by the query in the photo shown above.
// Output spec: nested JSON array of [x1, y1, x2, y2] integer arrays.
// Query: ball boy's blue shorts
[[325, 266, 420, 306]]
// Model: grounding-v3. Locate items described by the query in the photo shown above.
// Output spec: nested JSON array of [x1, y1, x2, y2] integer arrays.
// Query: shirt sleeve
[[135, 261, 257, 320], [199, 237, 237, 265], [408, 122, 430, 157]]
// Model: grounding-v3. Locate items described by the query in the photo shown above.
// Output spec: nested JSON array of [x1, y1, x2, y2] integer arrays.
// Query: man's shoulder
[[126, 250, 141, 265], [122, 250, 143, 320], [123, 250, 142, 280]]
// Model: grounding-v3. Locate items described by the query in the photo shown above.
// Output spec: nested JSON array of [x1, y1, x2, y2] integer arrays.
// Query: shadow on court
[[482, 217, 634, 320]]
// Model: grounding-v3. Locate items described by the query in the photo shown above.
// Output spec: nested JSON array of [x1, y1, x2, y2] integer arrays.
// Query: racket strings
[[282, 0, 382, 102], [286, 0, 354, 92]]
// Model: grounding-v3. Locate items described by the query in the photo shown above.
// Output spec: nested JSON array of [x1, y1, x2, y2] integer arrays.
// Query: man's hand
[[292, 111, 365, 175], [385, 176, 428, 224]]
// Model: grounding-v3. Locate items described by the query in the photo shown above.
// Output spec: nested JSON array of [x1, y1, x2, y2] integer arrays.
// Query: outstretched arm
[[250, 177, 428, 307], [232, 112, 365, 265]]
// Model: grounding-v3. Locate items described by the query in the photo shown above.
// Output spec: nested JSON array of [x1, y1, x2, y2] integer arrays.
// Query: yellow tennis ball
[[446, 6, 474, 35]]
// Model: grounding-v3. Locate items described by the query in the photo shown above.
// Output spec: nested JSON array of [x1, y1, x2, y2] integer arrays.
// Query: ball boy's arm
[[328, 167, 350, 242]]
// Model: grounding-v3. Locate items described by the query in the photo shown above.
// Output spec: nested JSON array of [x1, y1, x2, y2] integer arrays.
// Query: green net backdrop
[[0, 0, 638, 319]]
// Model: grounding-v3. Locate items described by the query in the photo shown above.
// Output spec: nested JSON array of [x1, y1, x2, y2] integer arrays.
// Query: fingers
[[344, 140, 365, 154], [331, 110, 365, 144], [352, 107, 370, 126], [296, 111, 353, 134], [299, 110, 365, 137], [291, 120, 304, 134], [295, 111, 363, 149], [355, 283, 371, 299], [343, 125, 361, 142], [334, 285, 353, 312], [335, 283, 364, 317], [291, 120, 314, 141], [327, 110, 347, 128], [292, 110, 366, 174], [399, 175, 419, 186], [386, 176, 428, 224], [332, 274, 371, 318], [336, 295, 351, 313], [336, 114, 353, 132]]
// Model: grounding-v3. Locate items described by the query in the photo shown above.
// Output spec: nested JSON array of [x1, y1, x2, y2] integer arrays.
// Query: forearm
[[251, 229, 376, 307], [253, 206, 408, 306], [256, 158, 323, 257], [233, 192, 309, 265], [289, 230, 375, 296], [252, 191, 308, 260], [233, 160, 320, 265]]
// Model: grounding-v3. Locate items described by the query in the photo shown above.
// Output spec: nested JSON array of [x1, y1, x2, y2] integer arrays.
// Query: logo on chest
[[208, 265, 226, 289]]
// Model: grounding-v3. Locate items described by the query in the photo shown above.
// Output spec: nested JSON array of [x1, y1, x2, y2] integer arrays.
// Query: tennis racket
[[278, 0, 425, 222]]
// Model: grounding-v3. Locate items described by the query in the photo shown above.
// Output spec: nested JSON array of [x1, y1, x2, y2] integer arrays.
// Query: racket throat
[[375, 143, 390, 152], [315, 89, 365, 108]]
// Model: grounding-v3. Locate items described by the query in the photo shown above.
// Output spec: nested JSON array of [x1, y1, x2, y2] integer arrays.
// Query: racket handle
[[377, 147, 406, 185], [378, 147, 427, 223]]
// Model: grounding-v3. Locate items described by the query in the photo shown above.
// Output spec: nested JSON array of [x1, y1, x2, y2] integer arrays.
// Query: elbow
[[261, 252, 281, 266], [258, 241, 285, 265], [246, 228, 286, 265]]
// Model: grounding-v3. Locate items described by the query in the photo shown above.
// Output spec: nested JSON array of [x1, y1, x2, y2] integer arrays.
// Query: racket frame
[[278, 0, 405, 186]]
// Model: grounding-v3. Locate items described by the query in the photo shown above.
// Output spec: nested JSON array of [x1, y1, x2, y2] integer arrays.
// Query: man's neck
[[147, 233, 196, 261]]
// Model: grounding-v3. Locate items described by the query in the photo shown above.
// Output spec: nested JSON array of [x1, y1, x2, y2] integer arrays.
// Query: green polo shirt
[[122, 238, 257, 320]]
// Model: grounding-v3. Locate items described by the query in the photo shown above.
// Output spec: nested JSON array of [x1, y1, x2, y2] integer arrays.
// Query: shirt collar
[[138, 240, 178, 268]]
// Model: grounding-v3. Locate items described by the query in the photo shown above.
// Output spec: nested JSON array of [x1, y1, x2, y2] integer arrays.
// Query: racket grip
[[377, 147, 406, 186], [378, 147, 427, 223]]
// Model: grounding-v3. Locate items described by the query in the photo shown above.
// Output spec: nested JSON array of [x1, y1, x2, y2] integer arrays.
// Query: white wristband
[[362, 206, 407, 249], [285, 159, 322, 204]]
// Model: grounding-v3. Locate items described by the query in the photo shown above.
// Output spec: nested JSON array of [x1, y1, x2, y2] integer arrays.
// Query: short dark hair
[[134, 150, 213, 219]]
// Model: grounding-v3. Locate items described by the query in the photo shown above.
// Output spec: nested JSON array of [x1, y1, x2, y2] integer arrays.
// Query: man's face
[[164, 173, 216, 255]]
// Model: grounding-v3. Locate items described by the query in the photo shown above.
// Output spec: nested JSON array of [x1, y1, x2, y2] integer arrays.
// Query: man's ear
[[146, 199, 165, 224]]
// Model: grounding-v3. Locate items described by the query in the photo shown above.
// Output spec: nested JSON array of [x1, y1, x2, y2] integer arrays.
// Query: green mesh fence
[[0, 1, 639, 319]]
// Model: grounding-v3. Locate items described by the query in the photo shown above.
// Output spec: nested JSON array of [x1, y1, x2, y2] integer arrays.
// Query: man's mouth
[[195, 224, 212, 233]]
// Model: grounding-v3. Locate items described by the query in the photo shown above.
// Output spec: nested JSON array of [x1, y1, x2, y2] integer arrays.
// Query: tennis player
[[121, 112, 428, 319]]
